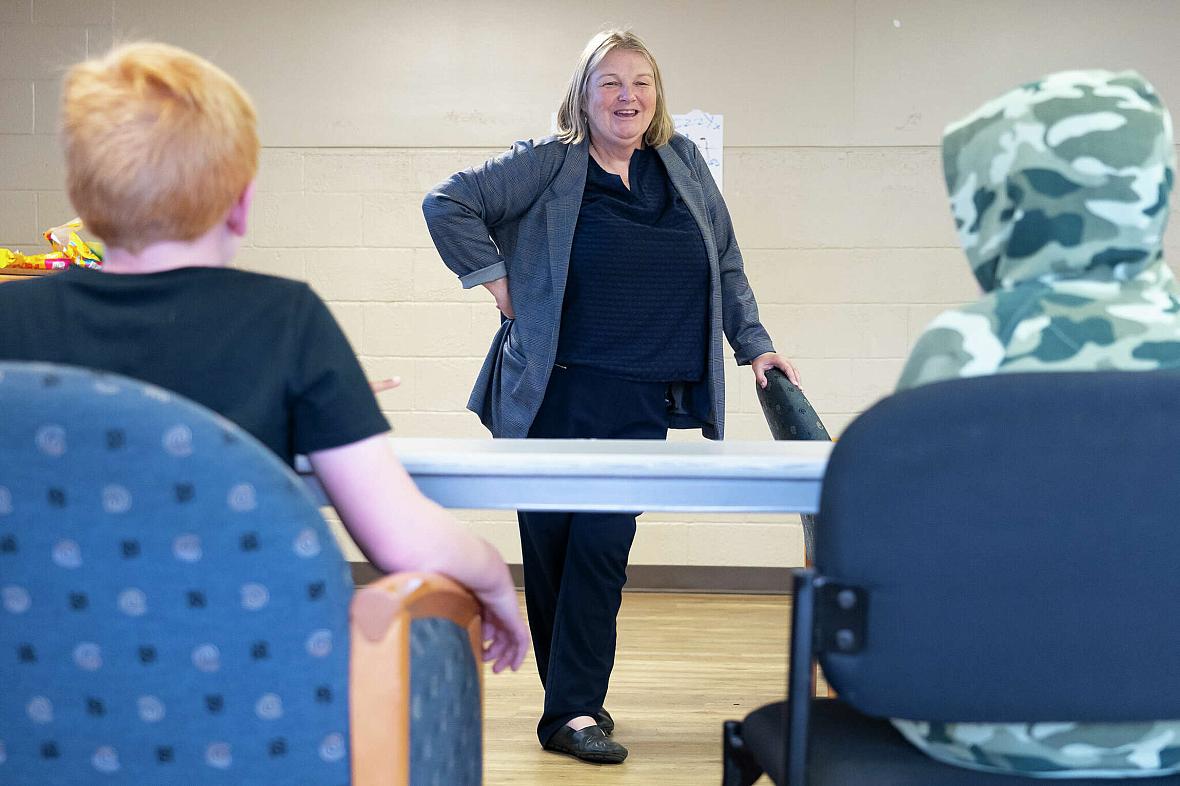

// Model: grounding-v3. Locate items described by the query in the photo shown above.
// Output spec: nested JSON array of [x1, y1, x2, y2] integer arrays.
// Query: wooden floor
[[484, 591, 791, 786]]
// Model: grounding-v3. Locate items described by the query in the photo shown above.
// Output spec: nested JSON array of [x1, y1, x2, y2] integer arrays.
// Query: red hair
[[61, 42, 259, 252]]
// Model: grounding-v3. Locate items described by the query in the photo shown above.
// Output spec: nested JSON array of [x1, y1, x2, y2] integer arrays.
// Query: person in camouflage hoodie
[[893, 70, 1180, 777]]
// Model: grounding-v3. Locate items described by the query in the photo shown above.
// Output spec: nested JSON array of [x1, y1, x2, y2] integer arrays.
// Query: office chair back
[[757, 368, 830, 442], [815, 370, 1180, 723], [0, 362, 353, 784], [758, 367, 830, 561]]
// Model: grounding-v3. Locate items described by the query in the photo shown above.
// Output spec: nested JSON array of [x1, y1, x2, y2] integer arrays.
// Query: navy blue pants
[[519, 365, 671, 745]]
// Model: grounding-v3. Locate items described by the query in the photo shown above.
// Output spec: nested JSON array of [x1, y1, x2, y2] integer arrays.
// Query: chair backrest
[[815, 371, 1180, 723], [759, 367, 830, 561], [351, 573, 482, 786], [0, 362, 353, 784], [757, 368, 830, 442]]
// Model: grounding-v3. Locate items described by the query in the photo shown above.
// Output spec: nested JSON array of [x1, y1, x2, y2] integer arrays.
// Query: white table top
[[300, 438, 831, 514], [389, 437, 831, 479]]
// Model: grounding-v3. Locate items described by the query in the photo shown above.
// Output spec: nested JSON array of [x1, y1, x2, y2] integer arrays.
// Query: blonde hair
[[61, 42, 259, 252], [556, 29, 675, 148]]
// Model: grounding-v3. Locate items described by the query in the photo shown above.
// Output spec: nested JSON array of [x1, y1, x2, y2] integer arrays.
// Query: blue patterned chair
[[0, 362, 483, 785], [352, 573, 482, 786]]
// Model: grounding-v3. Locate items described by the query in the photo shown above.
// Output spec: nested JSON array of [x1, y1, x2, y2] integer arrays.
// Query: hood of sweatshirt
[[896, 70, 1180, 390], [943, 69, 1174, 293]]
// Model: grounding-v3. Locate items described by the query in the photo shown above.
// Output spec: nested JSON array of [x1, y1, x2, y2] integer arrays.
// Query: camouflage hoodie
[[898, 69, 1180, 390], [893, 70, 1180, 777]]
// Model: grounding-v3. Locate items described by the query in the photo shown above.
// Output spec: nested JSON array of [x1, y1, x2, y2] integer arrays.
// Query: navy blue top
[[555, 147, 710, 382]]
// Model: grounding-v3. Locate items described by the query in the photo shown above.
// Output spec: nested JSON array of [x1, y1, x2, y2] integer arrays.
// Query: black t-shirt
[[0, 266, 389, 466]]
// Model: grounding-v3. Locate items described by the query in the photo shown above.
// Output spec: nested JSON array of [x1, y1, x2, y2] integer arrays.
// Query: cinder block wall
[[3, 0, 1179, 569]]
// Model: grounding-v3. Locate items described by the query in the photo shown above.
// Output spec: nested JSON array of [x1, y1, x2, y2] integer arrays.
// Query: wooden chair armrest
[[350, 573, 483, 786]]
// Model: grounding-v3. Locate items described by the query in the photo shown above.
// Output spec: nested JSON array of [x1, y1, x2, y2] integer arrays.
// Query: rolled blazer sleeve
[[422, 140, 552, 289], [687, 142, 775, 365]]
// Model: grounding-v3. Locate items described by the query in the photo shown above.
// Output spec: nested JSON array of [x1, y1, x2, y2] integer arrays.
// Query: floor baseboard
[[350, 562, 793, 594]]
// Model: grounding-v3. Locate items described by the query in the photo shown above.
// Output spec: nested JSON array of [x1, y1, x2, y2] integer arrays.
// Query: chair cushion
[[742, 701, 788, 784], [745, 700, 1180, 786]]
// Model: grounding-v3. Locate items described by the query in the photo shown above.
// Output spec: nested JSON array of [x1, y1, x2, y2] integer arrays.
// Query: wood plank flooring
[[483, 591, 791, 786]]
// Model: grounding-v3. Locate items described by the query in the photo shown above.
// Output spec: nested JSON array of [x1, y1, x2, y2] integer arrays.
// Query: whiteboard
[[674, 110, 724, 193]]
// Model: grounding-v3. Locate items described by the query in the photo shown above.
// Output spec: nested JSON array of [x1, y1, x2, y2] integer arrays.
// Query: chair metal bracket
[[813, 580, 868, 654]]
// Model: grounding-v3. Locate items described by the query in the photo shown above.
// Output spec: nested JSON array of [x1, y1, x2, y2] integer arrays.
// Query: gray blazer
[[422, 133, 774, 439]]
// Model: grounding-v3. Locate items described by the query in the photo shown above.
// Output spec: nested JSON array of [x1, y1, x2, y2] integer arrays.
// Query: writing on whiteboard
[[674, 110, 723, 193]]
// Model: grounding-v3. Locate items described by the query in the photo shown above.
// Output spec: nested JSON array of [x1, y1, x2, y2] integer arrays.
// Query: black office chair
[[758, 368, 830, 562], [724, 371, 1180, 785]]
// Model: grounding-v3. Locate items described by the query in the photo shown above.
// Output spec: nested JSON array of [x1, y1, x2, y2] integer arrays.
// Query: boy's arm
[[309, 434, 528, 672]]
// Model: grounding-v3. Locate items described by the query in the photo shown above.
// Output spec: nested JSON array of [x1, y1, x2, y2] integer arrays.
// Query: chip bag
[[1, 218, 103, 271], [0, 250, 71, 270], [44, 218, 103, 268]]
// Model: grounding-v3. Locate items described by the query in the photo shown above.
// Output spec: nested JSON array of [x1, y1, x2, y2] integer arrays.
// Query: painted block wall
[[3, 0, 1179, 566]]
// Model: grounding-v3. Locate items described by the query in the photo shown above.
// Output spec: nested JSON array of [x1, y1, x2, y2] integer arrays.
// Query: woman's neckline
[[589, 141, 650, 191]]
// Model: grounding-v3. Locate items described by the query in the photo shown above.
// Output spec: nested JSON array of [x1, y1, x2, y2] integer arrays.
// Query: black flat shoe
[[544, 724, 628, 764], [595, 709, 615, 736]]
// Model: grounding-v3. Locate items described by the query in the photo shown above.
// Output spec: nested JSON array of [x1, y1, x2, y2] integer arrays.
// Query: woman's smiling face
[[584, 48, 657, 151]]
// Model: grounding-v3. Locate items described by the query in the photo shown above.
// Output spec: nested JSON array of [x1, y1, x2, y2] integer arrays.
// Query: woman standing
[[423, 29, 798, 764]]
